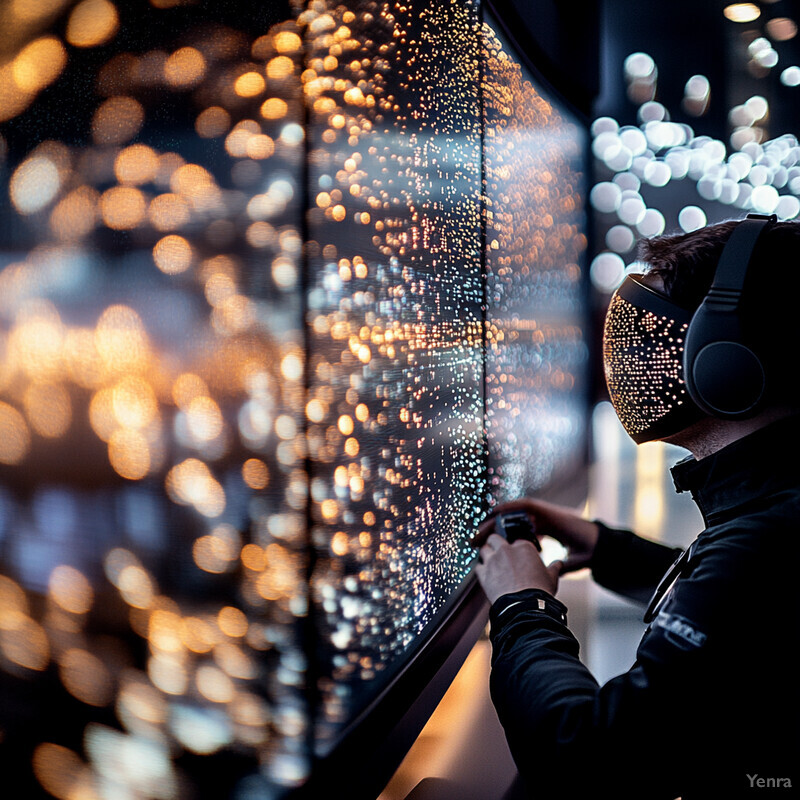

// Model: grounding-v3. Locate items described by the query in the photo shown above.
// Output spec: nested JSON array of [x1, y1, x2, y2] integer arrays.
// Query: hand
[[475, 534, 562, 604], [471, 498, 599, 574]]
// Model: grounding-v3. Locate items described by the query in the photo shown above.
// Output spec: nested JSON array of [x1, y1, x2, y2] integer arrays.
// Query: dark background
[[490, 0, 800, 141]]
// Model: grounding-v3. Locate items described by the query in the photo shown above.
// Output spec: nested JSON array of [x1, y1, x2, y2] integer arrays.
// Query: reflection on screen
[[483, 18, 588, 502], [0, 1, 586, 797]]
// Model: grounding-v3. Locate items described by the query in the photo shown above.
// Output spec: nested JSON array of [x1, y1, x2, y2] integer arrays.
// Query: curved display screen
[[0, 1, 587, 797]]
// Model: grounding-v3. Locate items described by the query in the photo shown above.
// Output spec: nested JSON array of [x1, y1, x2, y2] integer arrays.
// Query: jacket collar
[[670, 414, 800, 523]]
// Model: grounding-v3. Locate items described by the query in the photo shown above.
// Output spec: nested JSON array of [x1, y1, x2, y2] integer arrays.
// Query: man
[[473, 216, 800, 799]]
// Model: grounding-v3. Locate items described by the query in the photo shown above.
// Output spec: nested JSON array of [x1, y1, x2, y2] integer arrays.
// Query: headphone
[[683, 212, 776, 419]]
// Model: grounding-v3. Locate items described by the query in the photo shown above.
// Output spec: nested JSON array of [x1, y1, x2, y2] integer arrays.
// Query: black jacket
[[489, 416, 800, 799]]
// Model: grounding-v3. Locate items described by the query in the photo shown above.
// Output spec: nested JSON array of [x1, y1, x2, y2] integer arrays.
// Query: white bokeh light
[[745, 95, 769, 121], [719, 179, 739, 205], [754, 48, 779, 68], [735, 183, 753, 209], [638, 101, 666, 123], [590, 252, 626, 292], [781, 66, 800, 87], [606, 225, 636, 253], [591, 116, 619, 136], [590, 55, 800, 276], [592, 131, 621, 160], [590, 182, 622, 213], [643, 160, 671, 187], [665, 148, 690, 179], [636, 208, 666, 237], [748, 37, 771, 58], [729, 104, 756, 128], [618, 195, 647, 225], [605, 145, 634, 172], [624, 52, 656, 80], [10, 156, 61, 214], [776, 194, 800, 220], [678, 206, 707, 232], [619, 126, 648, 156], [702, 139, 727, 165], [613, 172, 641, 192], [697, 177, 722, 201], [685, 74, 710, 100], [750, 184, 780, 213], [728, 151, 753, 180]]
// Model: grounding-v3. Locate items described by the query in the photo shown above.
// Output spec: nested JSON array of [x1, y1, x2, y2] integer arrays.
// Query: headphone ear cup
[[688, 340, 765, 417], [683, 214, 774, 420]]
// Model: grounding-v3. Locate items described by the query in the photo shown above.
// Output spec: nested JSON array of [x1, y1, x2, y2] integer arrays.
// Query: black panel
[[485, 0, 600, 119]]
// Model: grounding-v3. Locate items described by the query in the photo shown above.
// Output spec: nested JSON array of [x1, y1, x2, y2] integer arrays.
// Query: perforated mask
[[603, 275, 704, 443]]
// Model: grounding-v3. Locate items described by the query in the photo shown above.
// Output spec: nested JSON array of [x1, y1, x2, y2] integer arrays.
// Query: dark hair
[[637, 218, 800, 405]]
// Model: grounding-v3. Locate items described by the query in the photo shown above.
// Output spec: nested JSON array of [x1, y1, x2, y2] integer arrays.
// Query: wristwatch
[[491, 589, 568, 626]]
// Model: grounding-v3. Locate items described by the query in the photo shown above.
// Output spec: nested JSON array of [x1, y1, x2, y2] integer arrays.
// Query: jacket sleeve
[[589, 521, 683, 605], [488, 536, 744, 800]]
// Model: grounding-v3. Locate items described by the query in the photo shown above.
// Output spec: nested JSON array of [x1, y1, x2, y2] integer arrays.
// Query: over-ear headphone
[[683, 213, 776, 419]]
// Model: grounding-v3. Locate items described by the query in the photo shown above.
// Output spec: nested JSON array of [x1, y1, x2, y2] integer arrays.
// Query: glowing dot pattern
[[305, 1, 488, 742], [483, 17, 588, 499], [603, 291, 691, 440]]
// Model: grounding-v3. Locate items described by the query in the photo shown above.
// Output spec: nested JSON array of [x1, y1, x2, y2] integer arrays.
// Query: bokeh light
[[590, 48, 800, 279], [723, 3, 760, 23], [0, 3, 590, 797], [65, 0, 120, 48]]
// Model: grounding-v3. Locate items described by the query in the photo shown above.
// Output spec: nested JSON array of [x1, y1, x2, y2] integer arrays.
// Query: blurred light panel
[[0, 2, 589, 798]]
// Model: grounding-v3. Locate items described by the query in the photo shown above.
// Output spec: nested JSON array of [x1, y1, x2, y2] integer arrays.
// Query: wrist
[[485, 579, 543, 606], [490, 588, 568, 627]]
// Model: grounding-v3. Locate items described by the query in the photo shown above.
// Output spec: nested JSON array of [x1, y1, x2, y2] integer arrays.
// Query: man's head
[[603, 216, 800, 448]]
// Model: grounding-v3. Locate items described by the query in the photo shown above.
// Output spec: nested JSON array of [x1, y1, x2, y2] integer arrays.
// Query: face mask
[[603, 275, 704, 443]]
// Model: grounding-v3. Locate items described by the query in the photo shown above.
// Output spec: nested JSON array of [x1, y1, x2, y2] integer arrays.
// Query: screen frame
[[294, 571, 489, 800]]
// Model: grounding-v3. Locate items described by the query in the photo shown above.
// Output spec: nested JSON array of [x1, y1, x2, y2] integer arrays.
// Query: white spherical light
[[590, 182, 622, 213], [678, 205, 707, 232]]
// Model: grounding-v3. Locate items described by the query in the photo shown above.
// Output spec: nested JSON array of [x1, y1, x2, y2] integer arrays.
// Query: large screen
[[0, 1, 587, 797]]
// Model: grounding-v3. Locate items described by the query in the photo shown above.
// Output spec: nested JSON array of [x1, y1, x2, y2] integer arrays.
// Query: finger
[[491, 498, 533, 513], [477, 534, 506, 564], [558, 558, 580, 574], [485, 533, 508, 550], [547, 560, 564, 582], [472, 501, 537, 546], [509, 537, 543, 554], [560, 554, 591, 574]]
